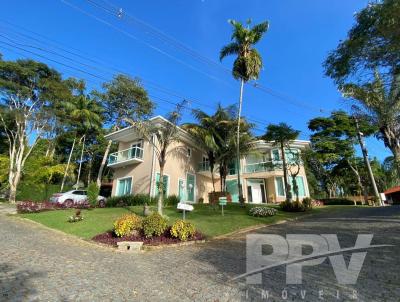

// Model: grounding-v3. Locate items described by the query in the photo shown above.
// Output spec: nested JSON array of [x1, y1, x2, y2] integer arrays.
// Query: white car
[[50, 190, 106, 207]]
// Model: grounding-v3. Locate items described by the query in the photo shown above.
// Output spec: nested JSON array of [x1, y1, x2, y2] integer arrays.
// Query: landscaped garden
[[18, 202, 347, 244]]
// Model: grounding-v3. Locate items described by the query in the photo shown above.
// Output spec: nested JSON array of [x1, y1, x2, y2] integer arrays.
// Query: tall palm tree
[[341, 70, 400, 175], [220, 19, 269, 204]]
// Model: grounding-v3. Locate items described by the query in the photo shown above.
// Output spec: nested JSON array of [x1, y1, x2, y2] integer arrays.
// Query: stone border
[[142, 239, 206, 251]]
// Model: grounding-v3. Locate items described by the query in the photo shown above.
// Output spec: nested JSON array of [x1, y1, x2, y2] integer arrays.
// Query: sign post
[[219, 197, 227, 216]]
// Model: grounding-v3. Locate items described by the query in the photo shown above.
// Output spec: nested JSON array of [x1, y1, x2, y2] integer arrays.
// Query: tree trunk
[[96, 139, 112, 187], [281, 142, 291, 202], [75, 135, 86, 189], [61, 137, 76, 192], [158, 162, 165, 215], [210, 161, 216, 192], [8, 124, 26, 203], [236, 79, 245, 205], [347, 160, 368, 204]]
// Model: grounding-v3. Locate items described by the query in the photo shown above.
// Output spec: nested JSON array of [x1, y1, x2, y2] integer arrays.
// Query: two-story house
[[105, 116, 310, 204]]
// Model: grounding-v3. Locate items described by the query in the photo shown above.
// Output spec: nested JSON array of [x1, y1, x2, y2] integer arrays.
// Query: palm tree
[[126, 104, 184, 215], [220, 19, 269, 204], [341, 70, 400, 174], [60, 81, 103, 191], [263, 123, 300, 202]]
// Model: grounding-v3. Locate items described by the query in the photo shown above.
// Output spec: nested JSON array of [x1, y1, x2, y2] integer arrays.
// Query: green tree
[[324, 0, 400, 84], [341, 71, 400, 174], [308, 111, 376, 200], [60, 80, 103, 191], [95, 75, 154, 187], [263, 123, 300, 201], [220, 19, 269, 204], [0, 58, 67, 202]]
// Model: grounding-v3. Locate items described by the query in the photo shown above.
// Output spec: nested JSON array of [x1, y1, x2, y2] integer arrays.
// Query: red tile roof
[[384, 186, 400, 195]]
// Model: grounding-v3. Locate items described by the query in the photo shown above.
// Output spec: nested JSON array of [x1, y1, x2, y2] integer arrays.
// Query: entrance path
[[1, 206, 400, 301]]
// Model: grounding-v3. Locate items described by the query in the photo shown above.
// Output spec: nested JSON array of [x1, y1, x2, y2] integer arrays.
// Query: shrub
[[164, 194, 180, 207], [302, 197, 312, 210], [312, 200, 324, 207], [113, 214, 143, 237], [170, 219, 196, 241], [17, 200, 90, 213], [87, 182, 100, 207], [248, 206, 277, 217], [142, 213, 168, 238], [319, 198, 354, 205], [280, 200, 306, 212], [105, 194, 156, 207]]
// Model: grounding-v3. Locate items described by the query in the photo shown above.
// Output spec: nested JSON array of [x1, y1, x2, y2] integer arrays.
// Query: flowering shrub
[[170, 219, 196, 241], [142, 213, 168, 238], [113, 214, 143, 237], [248, 206, 277, 217], [17, 201, 90, 214]]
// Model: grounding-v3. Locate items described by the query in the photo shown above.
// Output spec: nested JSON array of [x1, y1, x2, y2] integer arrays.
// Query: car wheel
[[64, 199, 74, 208], [98, 199, 106, 208]]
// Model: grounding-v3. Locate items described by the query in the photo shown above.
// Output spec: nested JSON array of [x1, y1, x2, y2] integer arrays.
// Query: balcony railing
[[108, 146, 144, 165], [244, 161, 280, 173]]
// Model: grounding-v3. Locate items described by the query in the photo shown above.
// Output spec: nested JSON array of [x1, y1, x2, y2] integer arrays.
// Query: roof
[[384, 186, 400, 195]]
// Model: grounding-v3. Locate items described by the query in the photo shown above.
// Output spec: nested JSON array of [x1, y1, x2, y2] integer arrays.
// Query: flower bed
[[92, 228, 204, 247], [17, 200, 90, 214]]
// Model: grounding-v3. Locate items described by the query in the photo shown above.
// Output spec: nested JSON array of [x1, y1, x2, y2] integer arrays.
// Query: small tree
[[263, 123, 300, 202], [87, 182, 100, 207], [126, 104, 184, 215]]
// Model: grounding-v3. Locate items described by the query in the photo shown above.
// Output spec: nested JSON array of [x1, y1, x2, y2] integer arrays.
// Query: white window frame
[[116, 176, 133, 196], [131, 140, 143, 148], [177, 178, 185, 201]]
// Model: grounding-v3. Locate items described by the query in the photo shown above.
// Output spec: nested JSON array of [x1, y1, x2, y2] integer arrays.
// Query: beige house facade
[[106, 116, 310, 204]]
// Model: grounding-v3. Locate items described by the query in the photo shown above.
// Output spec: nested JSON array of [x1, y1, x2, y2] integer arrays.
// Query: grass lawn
[[19, 204, 348, 240]]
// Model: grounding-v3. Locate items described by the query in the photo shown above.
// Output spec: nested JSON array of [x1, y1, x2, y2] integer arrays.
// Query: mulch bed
[[92, 229, 204, 247]]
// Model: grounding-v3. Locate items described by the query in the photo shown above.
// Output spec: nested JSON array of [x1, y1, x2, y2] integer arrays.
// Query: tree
[[220, 19, 269, 204], [0, 58, 67, 202], [263, 123, 300, 202], [95, 75, 154, 187], [324, 0, 400, 85], [59, 80, 103, 191], [341, 71, 400, 175], [127, 104, 184, 215], [308, 111, 376, 200]]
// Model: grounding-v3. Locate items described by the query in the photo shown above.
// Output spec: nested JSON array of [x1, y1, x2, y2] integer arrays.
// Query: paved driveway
[[1, 206, 400, 301]]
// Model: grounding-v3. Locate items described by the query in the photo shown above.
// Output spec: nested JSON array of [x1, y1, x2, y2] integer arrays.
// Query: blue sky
[[0, 0, 391, 160]]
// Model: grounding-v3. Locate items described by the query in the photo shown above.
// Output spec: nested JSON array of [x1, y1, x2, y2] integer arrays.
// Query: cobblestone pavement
[[1, 206, 400, 302]]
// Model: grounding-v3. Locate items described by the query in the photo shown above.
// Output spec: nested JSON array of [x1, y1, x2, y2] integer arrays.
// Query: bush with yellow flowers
[[113, 214, 143, 237], [170, 219, 196, 241]]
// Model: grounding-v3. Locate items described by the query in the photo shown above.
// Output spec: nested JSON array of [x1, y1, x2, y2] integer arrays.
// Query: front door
[[186, 173, 195, 202], [247, 179, 265, 204]]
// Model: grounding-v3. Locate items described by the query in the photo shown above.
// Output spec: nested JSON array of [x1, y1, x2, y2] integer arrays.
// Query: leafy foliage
[[280, 200, 306, 212], [87, 182, 100, 207], [105, 194, 156, 207], [113, 214, 143, 237], [142, 213, 168, 238], [170, 219, 196, 241]]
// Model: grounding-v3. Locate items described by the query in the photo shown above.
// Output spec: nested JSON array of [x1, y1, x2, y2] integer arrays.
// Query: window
[[291, 176, 306, 197], [272, 149, 280, 161], [154, 173, 169, 197], [187, 147, 192, 157], [275, 177, 285, 196], [117, 177, 132, 196]]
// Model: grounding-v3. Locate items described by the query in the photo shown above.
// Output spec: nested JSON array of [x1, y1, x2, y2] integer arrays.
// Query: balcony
[[108, 146, 144, 168], [244, 161, 277, 174]]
